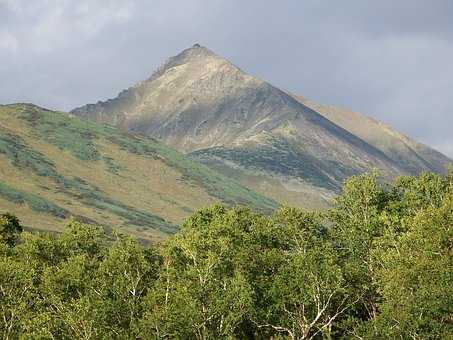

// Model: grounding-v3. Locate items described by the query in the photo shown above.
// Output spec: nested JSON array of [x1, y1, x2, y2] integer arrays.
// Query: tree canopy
[[1, 170, 452, 339]]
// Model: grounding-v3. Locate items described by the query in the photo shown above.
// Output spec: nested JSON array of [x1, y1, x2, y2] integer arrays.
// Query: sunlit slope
[[295, 96, 451, 175], [0, 104, 277, 240], [72, 44, 451, 208]]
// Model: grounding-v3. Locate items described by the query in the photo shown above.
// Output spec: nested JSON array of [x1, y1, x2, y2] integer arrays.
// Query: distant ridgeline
[[1, 171, 452, 338]]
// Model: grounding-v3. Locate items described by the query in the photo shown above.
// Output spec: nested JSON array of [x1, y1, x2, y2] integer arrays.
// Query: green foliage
[[0, 126, 60, 177], [362, 174, 453, 339], [0, 212, 23, 246], [260, 208, 347, 338], [0, 256, 36, 338], [0, 170, 451, 339], [15, 104, 101, 161], [329, 172, 388, 323], [1, 221, 163, 339], [141, 206, 261, 338], [0, 180, 69, 218]]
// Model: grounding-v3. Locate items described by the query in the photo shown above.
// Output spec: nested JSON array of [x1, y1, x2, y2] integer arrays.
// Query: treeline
[[1, 171, 452, 339]]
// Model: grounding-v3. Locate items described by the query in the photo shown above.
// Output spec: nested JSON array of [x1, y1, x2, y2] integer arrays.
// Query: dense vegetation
[[1, 170, 452, 339]]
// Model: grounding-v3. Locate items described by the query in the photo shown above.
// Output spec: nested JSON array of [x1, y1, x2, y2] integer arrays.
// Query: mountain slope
[[72, 44, 451, 208], [0, 104, 277, 240], [295, 96, 449, 174]]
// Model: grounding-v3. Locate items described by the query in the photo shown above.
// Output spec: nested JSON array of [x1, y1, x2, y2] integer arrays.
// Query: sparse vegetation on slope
[[0, 104, 276, 239], [0, 181, 68, 218]]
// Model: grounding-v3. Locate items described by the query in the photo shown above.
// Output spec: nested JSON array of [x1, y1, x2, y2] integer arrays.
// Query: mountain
[[294, 96, 449, 175], [72, 44, 451, 208], [0, 103, 276, 240]]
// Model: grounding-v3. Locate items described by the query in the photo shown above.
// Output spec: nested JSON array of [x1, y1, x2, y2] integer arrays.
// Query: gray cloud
[[1, 0, 452, 157]]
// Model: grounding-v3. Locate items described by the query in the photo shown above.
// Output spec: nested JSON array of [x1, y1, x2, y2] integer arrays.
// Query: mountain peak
[[174, 43, 218, 61], [71, 45, 451, 208], [191, 43, 205, 49], [144, 43, 222, 82]]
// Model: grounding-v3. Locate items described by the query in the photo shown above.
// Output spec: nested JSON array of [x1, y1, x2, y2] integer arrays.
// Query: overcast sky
[[1, 0, 452, 157]]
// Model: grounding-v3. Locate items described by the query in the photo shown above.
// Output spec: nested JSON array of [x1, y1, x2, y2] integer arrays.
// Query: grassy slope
[[190, 155, 334, 210], [0, 104, 277, 241], [190, 145, 336, 210]]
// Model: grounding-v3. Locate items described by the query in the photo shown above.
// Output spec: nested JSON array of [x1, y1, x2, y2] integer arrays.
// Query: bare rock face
[[72, 44, 451, 207]]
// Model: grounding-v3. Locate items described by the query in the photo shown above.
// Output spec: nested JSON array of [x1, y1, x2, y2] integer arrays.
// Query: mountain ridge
[[296, 95, 449, 174], [71, 44, 451, 207]]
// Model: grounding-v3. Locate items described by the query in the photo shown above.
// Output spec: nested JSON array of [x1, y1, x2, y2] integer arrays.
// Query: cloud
[[0, 31, 17, 52], [434, 140, 453, 160], [0, 0, 136, 53], [0, 0, 452, 157]]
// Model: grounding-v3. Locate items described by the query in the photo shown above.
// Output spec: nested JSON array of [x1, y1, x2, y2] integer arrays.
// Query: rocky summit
[[72, 44, 451, 208]]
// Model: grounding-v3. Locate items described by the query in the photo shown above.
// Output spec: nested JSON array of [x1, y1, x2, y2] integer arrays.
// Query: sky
[[1, 0, 452, 157]]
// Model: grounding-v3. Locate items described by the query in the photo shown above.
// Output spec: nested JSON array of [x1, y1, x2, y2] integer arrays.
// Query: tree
[[141, 205, 255, 339], [329, 173, 388, 324], [0, 212, 23, 246], [1, 171, 452, 339], [0, 257, 35, 339], [364, 179, 453, 339], [94, 234, 161, 338], [256, 207, 352, 339]]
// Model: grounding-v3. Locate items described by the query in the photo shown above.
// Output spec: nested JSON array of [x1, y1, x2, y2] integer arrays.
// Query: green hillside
[[0, 104, 277, 241]]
